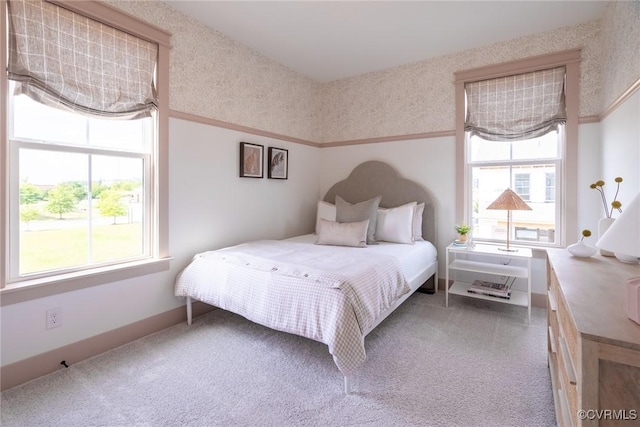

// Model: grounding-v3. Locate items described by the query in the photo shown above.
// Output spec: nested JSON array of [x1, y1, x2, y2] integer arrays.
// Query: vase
[[598, 218, 616, 257], [567, 241, 597, 258]]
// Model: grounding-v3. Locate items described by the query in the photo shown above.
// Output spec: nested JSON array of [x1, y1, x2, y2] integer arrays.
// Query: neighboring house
[[1, 0, 638, 392]]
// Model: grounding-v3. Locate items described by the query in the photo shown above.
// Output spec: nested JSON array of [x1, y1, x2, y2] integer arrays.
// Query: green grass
[[20, 223, 143, 274]]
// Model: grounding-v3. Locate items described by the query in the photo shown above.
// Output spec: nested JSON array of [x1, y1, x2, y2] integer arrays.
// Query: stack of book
[[467, 279, 511, 299]]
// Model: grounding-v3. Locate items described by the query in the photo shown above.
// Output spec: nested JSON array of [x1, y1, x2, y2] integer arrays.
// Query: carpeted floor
[[1, 291, 555, 427]]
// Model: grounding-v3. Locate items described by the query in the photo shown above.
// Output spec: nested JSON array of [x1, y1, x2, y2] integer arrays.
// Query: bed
[[175, 161, 438, 393]]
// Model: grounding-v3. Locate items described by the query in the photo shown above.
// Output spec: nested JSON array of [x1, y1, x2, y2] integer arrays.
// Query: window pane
[[19, 149, 90, 274], [511, 131, 559, 160], [91, 156, 146, 262], [18, 149, 146, 276], [471, 164, 556, 244], [469, 137, 510, 162], [88, 116, 151, 152], [469, 131, 559, 162], [12, 92, 86, 145]]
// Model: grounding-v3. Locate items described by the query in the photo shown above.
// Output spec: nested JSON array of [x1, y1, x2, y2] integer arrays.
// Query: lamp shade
[[485, 188, 532, 251], [486, 188, 532, 211], [596, 192, 640, 263]]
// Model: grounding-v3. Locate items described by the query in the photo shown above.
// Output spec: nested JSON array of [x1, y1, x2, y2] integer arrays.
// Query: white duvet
[[174, 239, 411, 375]]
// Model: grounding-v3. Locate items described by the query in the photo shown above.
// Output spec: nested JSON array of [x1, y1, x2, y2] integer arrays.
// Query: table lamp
[[486, 188, 532, 252], [596, 192, 640, 264]]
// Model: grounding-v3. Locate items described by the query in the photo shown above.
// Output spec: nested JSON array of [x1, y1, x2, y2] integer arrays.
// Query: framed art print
[[239, 142, 264, 178], [268, 147, 288, 180]]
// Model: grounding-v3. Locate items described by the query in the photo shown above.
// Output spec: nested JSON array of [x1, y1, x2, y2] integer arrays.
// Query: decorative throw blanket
[[175, 240, 410, 375]]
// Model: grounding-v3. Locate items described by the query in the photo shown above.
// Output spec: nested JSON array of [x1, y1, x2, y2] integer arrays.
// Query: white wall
[[168, 119, 321, 270], [577, 122, 604, 242], [0, 118, 322, 366], [600, 90, 640, 206]]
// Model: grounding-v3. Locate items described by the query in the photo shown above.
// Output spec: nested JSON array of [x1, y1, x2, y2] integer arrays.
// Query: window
[[2, 0, 171, 301], [454, 50, 581, 248], [468, 131, 561, 245], [9, 84, 153, 277]]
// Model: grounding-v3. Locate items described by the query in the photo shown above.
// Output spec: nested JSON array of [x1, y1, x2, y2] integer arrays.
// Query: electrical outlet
[[46, 308, 63, 329]]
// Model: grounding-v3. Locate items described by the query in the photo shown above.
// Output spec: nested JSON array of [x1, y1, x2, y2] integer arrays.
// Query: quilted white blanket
[[175, 240, 410, 375]]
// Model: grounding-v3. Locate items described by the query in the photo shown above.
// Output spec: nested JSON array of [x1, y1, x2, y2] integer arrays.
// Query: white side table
[[445, 243, 532, 323]]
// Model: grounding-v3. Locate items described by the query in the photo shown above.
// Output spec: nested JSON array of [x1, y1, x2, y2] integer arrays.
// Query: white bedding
[[175, 236, 436, 376], [286, 234, 437, 285]]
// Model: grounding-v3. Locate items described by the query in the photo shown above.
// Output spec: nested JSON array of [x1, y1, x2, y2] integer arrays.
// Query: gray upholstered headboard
[[323, 161, 437, 245]]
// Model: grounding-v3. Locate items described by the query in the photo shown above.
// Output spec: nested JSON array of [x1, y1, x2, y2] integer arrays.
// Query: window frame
[[1, 0, 172, 305], [466, 137, 562, 247], [454, 49, 581, 249]]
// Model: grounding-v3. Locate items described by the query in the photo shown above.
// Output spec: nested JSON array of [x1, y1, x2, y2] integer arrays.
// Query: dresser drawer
[[548, 265, 579, 427], [549, 268, 579, 371]]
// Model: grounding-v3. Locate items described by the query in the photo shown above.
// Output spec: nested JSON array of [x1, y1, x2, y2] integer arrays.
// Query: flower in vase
[[590, 177, 623, 218], [580, 229, 591, 241]]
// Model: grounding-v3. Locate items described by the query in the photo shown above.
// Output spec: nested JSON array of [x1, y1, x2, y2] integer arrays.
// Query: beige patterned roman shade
[[464, 66, 566, 141], [7, 0, 158, 119]]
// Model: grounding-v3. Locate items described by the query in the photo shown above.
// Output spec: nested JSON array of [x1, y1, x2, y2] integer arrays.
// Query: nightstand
[[445, 243, 532, 323]]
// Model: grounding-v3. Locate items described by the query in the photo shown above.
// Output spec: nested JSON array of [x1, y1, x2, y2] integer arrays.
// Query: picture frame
[[268, 147, 288, 180], [239, 142, 264, 178]]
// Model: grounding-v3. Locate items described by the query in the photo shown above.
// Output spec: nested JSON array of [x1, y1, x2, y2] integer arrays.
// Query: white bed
[[175, 161, 438, 393]]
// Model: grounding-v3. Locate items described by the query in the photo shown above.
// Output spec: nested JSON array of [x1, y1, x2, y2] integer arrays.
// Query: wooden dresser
[[547, 249, 640, 426]]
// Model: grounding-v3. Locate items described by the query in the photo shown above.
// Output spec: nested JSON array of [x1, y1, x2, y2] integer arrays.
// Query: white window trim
[[454, 49, 581, 249], [1, 0, 172, 304]]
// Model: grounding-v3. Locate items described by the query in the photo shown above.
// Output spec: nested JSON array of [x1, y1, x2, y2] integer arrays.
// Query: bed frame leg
[[344, 376, 351, 394], [186, 297, 193, 325]]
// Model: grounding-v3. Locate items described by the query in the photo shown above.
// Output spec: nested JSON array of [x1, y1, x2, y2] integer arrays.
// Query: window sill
[[1, 258, 172, 306]]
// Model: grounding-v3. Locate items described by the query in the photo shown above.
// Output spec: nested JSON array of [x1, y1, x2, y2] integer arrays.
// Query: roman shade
[[7, 0, 158, 119], [465, 66, 566, 141]]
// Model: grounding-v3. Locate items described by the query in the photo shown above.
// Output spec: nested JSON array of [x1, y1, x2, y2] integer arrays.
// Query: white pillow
[[376, 202, 417, 244], [315, 200, 336, 234], [315, 219, 368, 248], [413, 203, 425, 241]]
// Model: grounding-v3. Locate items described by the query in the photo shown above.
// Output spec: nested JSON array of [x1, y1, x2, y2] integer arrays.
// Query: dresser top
[[547, 248, 640, 349]]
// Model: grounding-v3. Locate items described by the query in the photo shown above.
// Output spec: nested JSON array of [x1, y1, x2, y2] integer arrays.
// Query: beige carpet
[[1, 292, 555, 426]]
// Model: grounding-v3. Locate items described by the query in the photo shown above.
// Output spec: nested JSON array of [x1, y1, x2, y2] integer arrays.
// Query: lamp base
[[498, 247, 519, 252]]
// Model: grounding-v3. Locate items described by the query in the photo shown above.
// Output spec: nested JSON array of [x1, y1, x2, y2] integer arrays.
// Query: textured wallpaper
[[600, 1, 640, 111], [106, 1, 633, 145], [319, 20, 603, 143], [106, 0, 323, 142]]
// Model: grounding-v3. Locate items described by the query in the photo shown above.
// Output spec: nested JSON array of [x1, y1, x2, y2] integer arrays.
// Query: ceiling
[[164, 1, 608, 83]]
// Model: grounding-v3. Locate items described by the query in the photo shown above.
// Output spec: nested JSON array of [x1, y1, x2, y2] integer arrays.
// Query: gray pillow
[[315, 219, 368, 248], [335, 195, 381, 244]]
